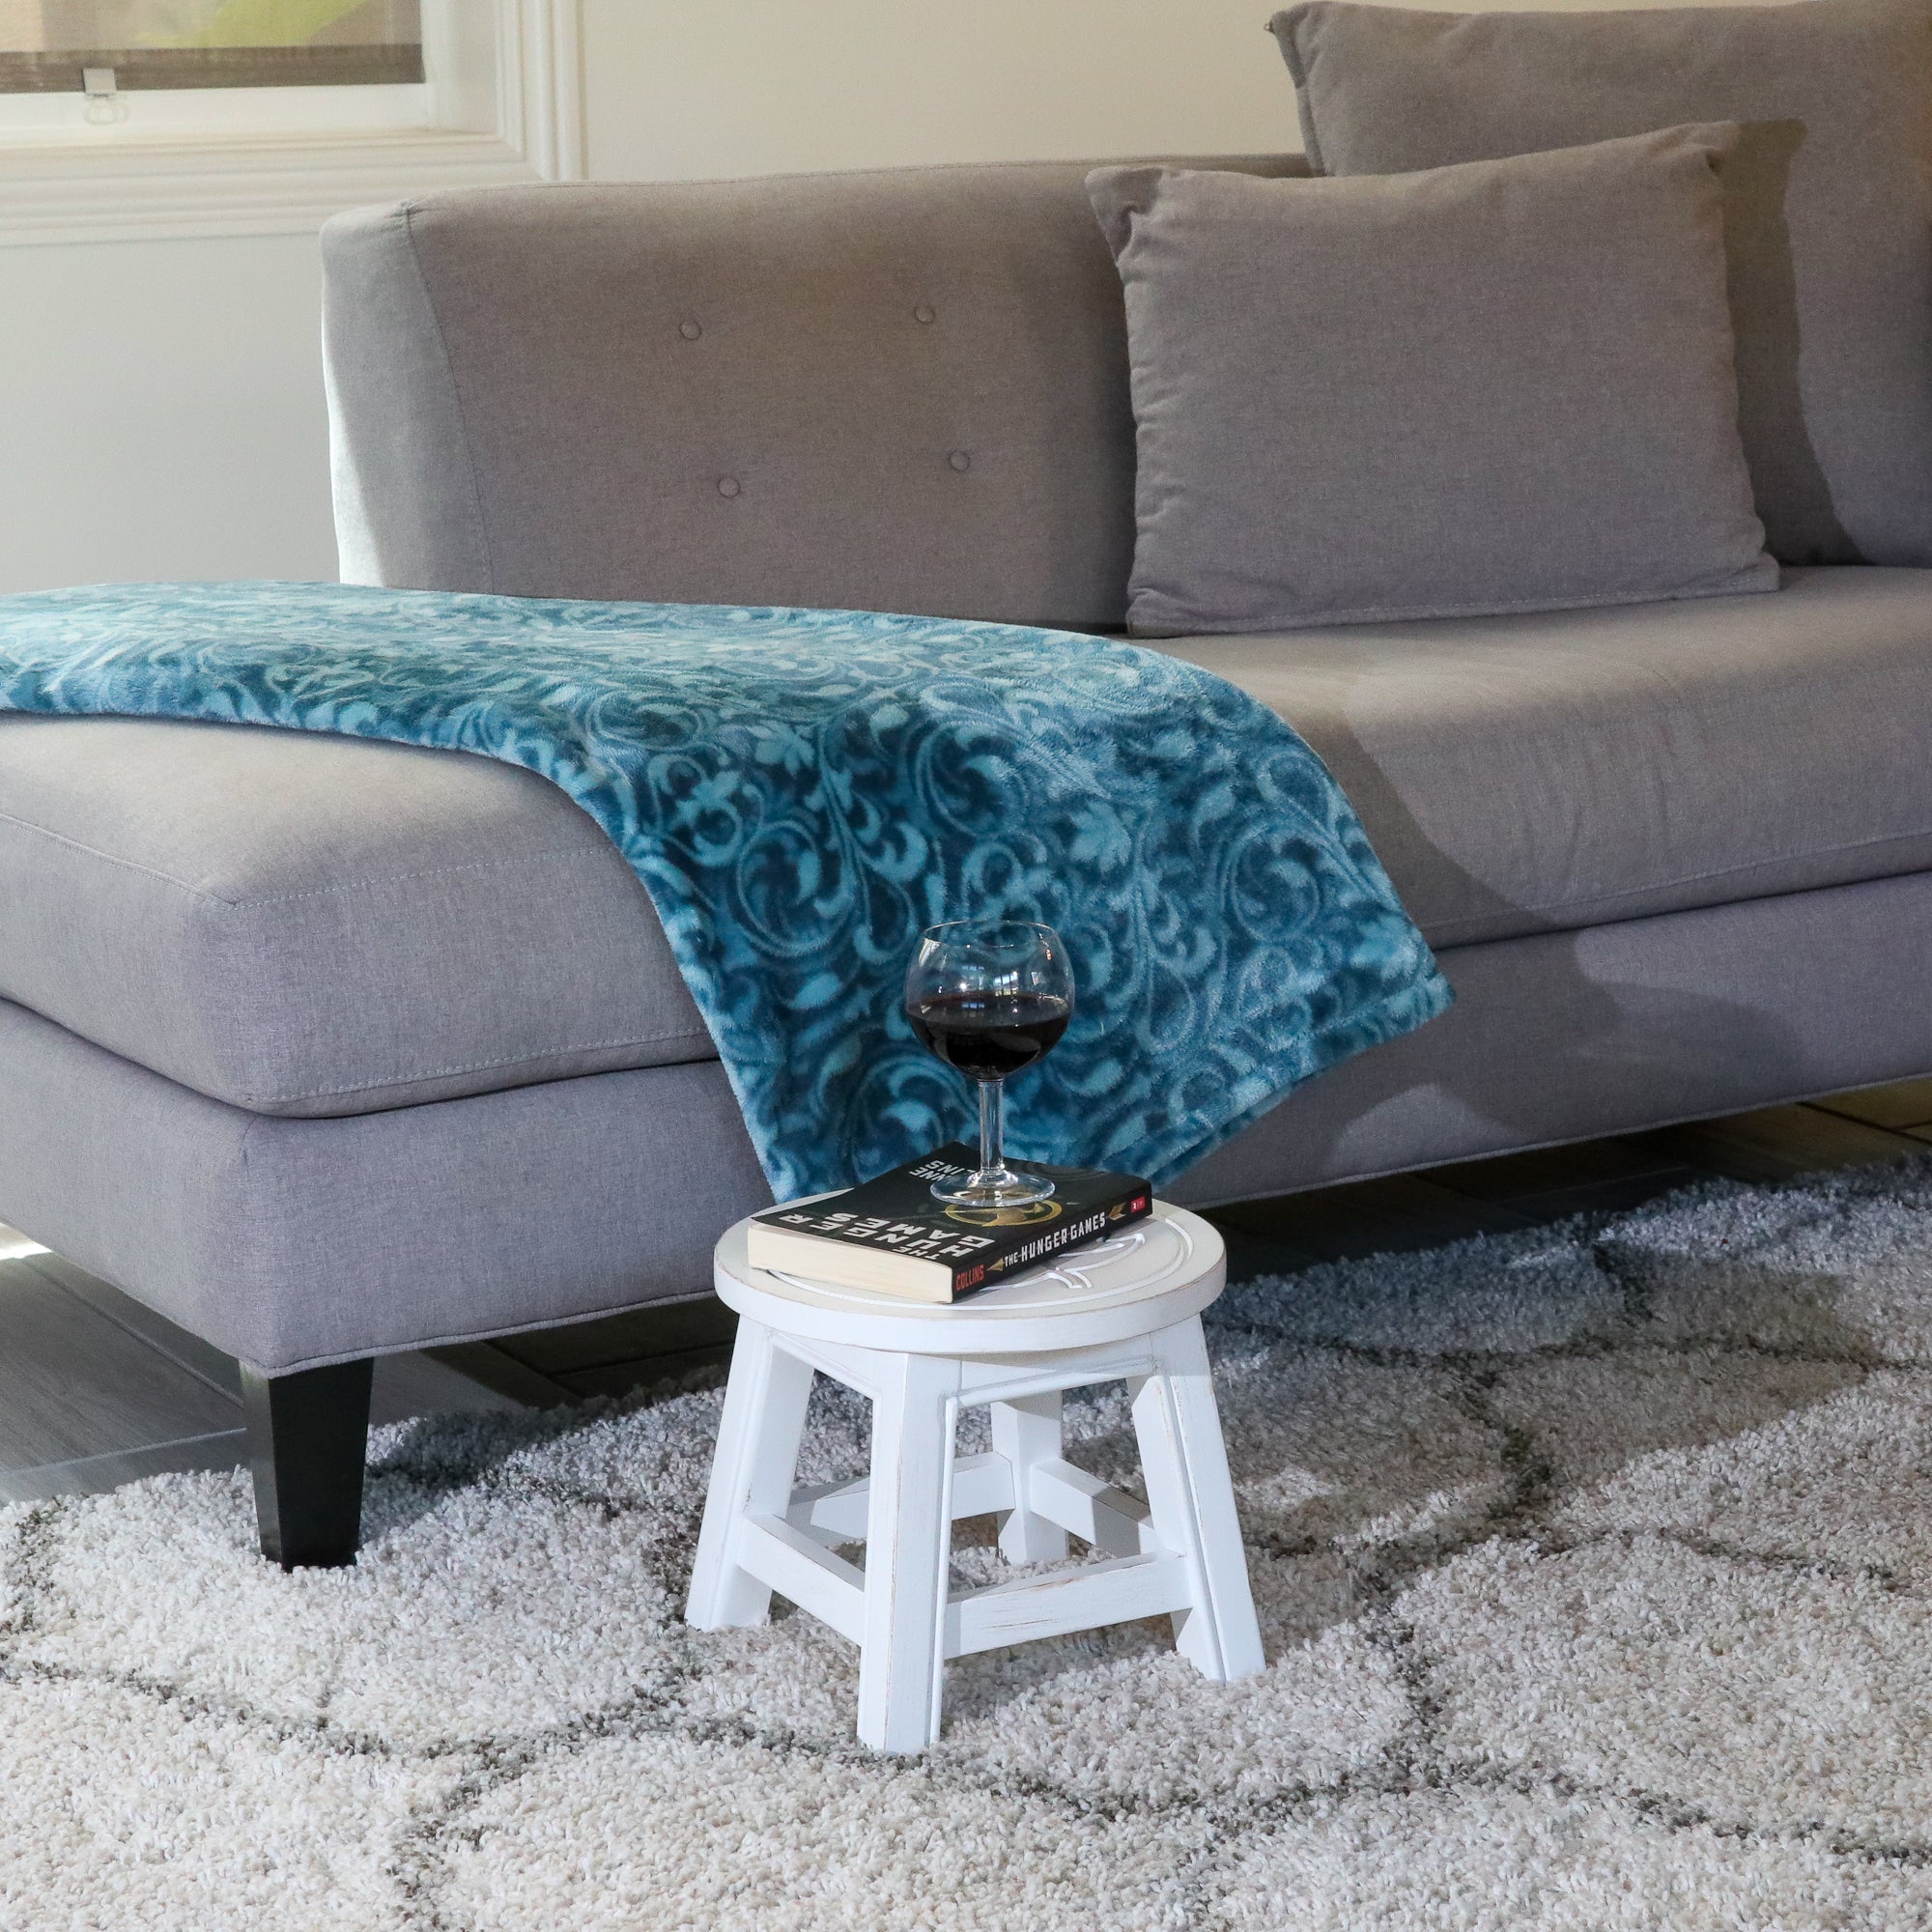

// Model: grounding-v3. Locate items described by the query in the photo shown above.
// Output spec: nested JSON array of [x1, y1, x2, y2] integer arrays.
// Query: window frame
[[0, 0, 582, 245]]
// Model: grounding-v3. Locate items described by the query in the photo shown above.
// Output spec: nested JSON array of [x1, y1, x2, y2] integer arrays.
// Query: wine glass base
[[929, 1168, 1058, 1210]]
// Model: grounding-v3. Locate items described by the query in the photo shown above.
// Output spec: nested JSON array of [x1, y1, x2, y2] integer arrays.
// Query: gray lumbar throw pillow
[[1086, 128, 1776, 639], [1268, 0, 1932, 570]]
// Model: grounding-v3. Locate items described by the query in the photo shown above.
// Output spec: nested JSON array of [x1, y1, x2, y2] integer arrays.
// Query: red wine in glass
[[904, 990, 1071, 1082], [903, 920, 1075, 1208]]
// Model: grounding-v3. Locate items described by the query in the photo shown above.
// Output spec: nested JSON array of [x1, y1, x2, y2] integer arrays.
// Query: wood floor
[[2, 1080, 1928, 1504]]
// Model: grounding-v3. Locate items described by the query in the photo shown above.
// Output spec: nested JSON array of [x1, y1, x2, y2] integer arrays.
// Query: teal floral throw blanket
[[0, 582, 1450, 1197]]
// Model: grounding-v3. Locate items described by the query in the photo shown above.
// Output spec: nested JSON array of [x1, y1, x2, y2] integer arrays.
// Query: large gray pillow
[[1269, 0, 1932, 569], [1086, 129, 1776, 638]]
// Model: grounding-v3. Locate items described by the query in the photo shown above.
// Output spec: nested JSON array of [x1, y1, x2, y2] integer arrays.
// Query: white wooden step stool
[[688, 1201, 1264, 1753]]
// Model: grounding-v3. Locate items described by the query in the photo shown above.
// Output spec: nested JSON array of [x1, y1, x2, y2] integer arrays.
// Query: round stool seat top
[[714, 1201, 1225, 1355]]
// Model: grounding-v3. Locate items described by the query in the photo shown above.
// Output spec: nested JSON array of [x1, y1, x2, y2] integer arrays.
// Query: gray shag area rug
[[10, 1157, 1932, 1929]]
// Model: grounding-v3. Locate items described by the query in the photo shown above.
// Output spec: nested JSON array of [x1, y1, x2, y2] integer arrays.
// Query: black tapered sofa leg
[[240, 1356, 375, 1570]]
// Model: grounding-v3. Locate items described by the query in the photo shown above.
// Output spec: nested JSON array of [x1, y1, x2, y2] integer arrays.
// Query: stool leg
[[687, 1319, 816, 1630], [989, 1391, 1069, 1565], [857, 1352, 962, 1753], [1131, 1317, 1264, 1682]]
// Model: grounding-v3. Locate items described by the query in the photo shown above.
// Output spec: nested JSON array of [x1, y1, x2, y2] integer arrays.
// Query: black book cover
[[746, 1143, 1154, 1302]]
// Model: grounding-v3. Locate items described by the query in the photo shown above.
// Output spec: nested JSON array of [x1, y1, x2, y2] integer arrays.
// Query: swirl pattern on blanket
[[0, 582, 1451, 1196]]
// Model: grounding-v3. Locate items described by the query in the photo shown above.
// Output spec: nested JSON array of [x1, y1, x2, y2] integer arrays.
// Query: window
[[0, 0, 581, 244], [0, 2, 426, 96], [0, 0, 435, 138]]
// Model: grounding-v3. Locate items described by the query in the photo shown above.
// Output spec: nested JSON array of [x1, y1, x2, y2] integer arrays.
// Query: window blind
[[0, 0, 423, 93]]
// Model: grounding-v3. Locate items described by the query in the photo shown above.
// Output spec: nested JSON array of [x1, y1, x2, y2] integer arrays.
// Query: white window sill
[[0, 0, 581, 246], [0, 80, 436, 140]]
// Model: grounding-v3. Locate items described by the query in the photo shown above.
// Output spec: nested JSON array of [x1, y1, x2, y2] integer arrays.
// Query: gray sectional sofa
[[2, 157, 1928, 1562]]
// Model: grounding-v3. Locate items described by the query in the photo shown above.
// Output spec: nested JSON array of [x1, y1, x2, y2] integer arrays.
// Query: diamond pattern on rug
[[7, 1156, 1932, 1928]]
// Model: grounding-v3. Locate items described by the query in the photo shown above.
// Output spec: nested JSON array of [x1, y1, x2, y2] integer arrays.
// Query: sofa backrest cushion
[[323, 158, 1304, 629], [1269, 0, 1932, 571]]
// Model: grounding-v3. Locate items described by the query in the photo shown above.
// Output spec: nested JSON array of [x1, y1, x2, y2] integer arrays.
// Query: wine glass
[[903, 919, 1074, 1208]]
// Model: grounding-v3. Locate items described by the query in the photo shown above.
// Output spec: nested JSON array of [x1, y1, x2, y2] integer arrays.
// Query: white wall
[[581, 0, 1298, 183], [0, 0, 1743, 595], [0, 231, 335, 592]]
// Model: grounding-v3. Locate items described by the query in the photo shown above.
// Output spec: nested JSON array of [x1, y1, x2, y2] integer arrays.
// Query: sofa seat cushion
[[1, 565, 1925, 1119], [1151, 567, 1932, 949], [0, 716, 715, 1118]]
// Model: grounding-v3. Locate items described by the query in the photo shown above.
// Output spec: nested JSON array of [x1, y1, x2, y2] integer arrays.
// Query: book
[[746, 1143, 1153, 1303]]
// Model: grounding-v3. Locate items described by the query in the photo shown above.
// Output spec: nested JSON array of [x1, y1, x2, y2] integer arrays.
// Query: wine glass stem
[[978, 1077, 1005, 1181]]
